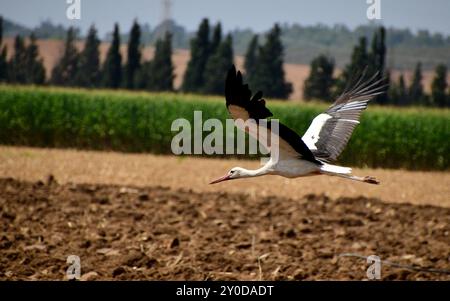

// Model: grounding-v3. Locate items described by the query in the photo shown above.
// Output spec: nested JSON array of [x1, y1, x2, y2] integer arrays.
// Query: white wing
[[302, 70, 387, 162]]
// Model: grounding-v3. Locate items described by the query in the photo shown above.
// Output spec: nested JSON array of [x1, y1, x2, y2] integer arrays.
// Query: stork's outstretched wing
[[302, 70, 387, 162], [225, 66, 320, 163], [225, 66, 273, 121]]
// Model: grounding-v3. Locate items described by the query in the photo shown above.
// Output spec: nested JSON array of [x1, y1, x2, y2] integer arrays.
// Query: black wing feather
[[225, 65, 320, 164], [225, 65, 273, 120]]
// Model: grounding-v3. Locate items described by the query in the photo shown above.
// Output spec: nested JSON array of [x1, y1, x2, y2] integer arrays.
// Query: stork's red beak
[[209, 174, 231, 184]]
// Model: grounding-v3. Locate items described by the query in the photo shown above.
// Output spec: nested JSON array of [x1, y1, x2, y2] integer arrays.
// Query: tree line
[[0, 16, 175, 91], [0, 16, 45, 85], [4, 16, 450, 70], [0, 15, 290, 98], [303, 26, 449, 107], [0, 15, 448, 107], [182, 19, 291, 98]]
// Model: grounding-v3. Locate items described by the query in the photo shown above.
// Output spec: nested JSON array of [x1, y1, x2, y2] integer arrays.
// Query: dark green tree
[[76, 25, 100, 87], [0, 47, 7, 82], [209, 22, 222, 55], [203, 34, 234, 95], [397, 74, 408, 106], [409, 62, 425, 105], [334, 37, 368, 97], [244, 34, 258, 86], [25, 33, 46, 84], [303, 54, 335, 101], [252, 24, 292, 99], [351, 37, 369, 68], [182, 18, 210, 92], [9, 35, 28, 83], [448, 87, 450, 106], [135, 61, 151, 90], [387, 71, 408, 106], [388, 76, 399, 105], [102, 23, 122, 88], [368, 27, 386, 76], [369, 26, 388, 104], [125, 20, 142, 89], [0, 16, 8, 82], [51, 27, 79, 86], [148, 32, 174, 91], [431, 64, 448, 107]]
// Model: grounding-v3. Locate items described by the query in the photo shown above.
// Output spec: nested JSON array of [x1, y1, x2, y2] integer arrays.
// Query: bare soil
[[1, 147, 449, 280], [0, 176, 449, 280]]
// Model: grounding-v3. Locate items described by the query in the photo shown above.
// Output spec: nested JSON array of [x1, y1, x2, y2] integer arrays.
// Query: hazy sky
[[1, 0, 449, 36]]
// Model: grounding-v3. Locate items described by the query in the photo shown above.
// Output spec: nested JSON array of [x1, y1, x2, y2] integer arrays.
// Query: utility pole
[[161, 0, 172, 34]]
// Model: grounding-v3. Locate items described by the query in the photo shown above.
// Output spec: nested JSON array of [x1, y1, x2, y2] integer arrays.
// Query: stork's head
[[209, 167, 248, 184]]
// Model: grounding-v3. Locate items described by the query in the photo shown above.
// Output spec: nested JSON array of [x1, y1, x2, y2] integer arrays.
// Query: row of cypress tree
[[1, 15, 447, 106], [182, 19, 292, 98], [303, 26, 449, 107], [1, 16, 293, 98], [182, 19, 233, 95], [0, 17, 46, 85], [0, 17, 175, 92], [50, 21, 175, 91], [244, 24, 292, 99], [389, 62, 449, 107]]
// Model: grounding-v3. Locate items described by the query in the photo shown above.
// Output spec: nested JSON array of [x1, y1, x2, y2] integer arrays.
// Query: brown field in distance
[[1, 146, 448, 208]]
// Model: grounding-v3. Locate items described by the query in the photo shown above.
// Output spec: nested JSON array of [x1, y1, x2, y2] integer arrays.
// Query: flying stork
[[210, 65, 386, 185]]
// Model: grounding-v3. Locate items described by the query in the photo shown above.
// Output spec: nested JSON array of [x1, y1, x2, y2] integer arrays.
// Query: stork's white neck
[[239, 164, 272, 178]]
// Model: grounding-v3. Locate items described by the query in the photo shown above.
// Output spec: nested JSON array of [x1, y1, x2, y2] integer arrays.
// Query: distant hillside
[[109, 20, 190, 50], [3, 17, 450, 71], [3, 18, 80, 39], [2, 18, 31, 37], [231, 23, 450, 70]]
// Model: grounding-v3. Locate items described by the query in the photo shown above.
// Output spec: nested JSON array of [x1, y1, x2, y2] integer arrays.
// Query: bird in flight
[[210, 65, 386, 185]]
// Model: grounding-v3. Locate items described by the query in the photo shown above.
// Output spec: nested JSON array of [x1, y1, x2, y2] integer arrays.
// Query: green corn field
[[0, 85, 448, 170]]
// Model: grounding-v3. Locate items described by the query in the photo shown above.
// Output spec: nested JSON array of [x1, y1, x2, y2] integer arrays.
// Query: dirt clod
[[112, 266, 126, 277]]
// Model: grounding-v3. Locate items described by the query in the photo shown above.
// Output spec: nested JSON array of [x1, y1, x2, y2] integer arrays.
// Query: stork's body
[[210, 66, 386, 185]]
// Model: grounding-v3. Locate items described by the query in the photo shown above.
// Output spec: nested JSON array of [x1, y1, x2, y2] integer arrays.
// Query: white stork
[[210, 65, 386, 185]]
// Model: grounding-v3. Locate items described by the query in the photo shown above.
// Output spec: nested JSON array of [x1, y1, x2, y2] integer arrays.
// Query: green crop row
[[0, 85, 448, 170]]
